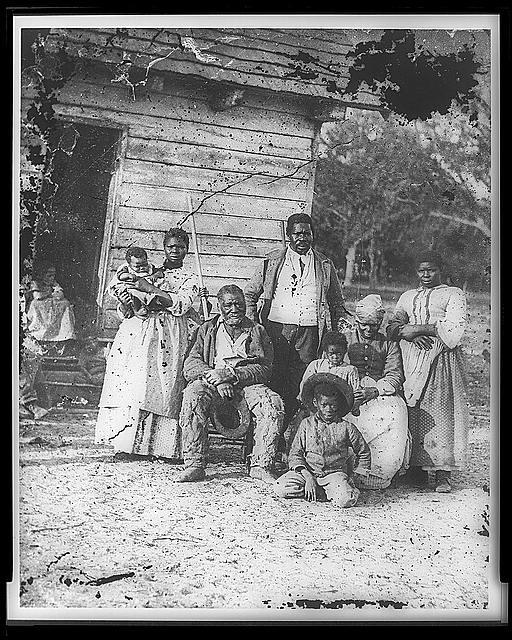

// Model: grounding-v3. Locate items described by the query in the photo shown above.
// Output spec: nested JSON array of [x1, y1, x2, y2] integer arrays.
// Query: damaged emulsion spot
[[263, 598, 408, 609]]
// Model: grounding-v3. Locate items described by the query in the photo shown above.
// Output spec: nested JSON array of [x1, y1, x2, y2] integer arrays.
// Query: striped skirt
[[408, 347, 469, 471]]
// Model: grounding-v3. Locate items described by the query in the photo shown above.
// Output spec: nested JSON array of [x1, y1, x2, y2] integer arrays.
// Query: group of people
[[94, 212, 470, 506]]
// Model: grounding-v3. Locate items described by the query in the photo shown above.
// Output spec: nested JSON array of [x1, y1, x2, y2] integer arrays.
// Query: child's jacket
[[288, 414, 371, 478]]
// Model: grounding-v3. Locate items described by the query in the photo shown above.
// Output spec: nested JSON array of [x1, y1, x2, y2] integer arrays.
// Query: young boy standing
[[274, 374, 371, 508]]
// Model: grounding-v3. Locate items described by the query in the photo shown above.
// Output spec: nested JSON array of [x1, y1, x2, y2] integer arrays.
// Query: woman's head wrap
[[355, 294, 385, 324]]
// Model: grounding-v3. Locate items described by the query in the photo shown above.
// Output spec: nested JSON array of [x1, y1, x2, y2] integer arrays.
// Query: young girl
[[298, 331, 363, 415]]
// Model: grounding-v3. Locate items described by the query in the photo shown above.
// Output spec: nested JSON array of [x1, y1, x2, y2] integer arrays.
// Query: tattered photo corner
[[10, 12, 504, 624]]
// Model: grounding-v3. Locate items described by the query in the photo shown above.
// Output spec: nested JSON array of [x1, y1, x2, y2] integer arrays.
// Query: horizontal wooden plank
[[41, 102, 313, 161], [59, 60, 316, 119], [118, 183, 309, 219], [90, 28, 351, 84], [49, 29, 351, 98], [194, 28, 354, 57], [122, 160, 309, 202], [125, 136, 312, 180], [110, 248, 261, 280], [113, 228, 283, 256], [128, 121, 312, 161], [117, 207, 286, 239], [93, 27, 354, 61], [180, 28, 353, 61], [52, 76, 314, 138]]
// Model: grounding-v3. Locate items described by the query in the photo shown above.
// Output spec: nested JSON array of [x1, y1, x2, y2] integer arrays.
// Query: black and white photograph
[[10, 12, 503, 624]]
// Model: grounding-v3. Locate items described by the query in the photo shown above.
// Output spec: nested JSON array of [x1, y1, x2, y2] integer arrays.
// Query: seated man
[[178, 284, 285, 484]]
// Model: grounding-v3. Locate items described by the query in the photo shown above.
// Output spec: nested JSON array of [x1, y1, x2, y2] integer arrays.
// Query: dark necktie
[[299, 257, 305, 277]]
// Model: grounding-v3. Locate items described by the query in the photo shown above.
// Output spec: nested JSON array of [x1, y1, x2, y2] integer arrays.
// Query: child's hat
[[302, 373, 354, 416]]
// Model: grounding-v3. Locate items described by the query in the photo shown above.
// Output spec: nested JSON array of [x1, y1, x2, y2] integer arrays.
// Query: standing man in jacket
[[244, 213, 347, 420], [178, 285, 284, 483]]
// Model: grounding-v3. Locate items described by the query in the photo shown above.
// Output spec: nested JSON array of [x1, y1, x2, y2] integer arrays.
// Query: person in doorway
[[244, 213, 347, 422], [178, 285, 285, 484], [341, 294, 409, 490], [25, 261, 76, 354], [274, 375, 371, 508], [95, 227, 207, 462], [386, 251, 469, 493]]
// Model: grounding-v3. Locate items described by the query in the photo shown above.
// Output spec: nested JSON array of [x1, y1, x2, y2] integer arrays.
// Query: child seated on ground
[[275, 374, 371, 508], [298, 331, 363, 416], [108, 247, 161, 318]]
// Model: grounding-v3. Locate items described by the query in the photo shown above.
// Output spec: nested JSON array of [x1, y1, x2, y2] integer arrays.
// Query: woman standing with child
[[386, 251, 469, 493], [95, 228, 206, 462]]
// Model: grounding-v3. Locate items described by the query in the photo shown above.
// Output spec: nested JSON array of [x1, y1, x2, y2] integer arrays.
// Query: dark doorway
[[34, 122, 120, 338]]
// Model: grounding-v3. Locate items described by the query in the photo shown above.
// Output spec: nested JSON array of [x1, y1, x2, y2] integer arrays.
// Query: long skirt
[[27, 298, 76, 341], [407, 347, 469, 471], [95, 311, 188, 458], [350, 393, 410, 489]]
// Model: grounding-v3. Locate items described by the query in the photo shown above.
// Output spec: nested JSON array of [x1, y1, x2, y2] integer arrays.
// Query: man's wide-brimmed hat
[[301, 373, 354, 416], [211, 392, 251, 439]]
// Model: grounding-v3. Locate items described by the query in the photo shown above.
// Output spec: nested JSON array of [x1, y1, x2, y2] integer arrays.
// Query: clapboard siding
[[47, 29, 352, 100], [122, 160, 309, 202], [110, 248, 259, 279], [21, 98, 313, 161], [22, 38, 331, 337], [125, 137, 312, 179], [113, 228, 282, 256], [91, 28, 352, 84], [52, 78, 315, 138], [118, 183, 308, 219], [117, 207, 286, 239]]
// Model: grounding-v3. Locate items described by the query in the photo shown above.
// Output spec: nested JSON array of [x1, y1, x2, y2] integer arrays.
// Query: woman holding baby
[[95, 228, 208, 462]]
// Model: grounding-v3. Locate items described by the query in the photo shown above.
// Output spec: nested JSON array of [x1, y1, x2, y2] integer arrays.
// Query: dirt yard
[[15, 291, 493, 613]]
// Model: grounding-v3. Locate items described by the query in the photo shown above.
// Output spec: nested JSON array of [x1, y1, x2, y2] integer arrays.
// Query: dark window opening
[[34, 122, 120, 338]]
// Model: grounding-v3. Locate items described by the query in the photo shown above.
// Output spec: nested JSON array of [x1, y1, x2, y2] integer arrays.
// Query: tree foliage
[[312, 103, 491, 290]]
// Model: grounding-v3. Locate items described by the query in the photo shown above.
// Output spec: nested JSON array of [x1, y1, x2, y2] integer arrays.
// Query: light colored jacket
[[244, 247, 346, 348]]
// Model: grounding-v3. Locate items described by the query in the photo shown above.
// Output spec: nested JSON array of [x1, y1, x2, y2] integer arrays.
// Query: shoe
[[249, 466, 277, 484], [435, 479, 452, 493], [112, 452, 136, 462], [177, 467, 206, 482], [405, 467, 428, 486]]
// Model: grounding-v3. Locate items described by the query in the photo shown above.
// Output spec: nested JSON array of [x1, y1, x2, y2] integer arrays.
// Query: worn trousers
[[180, 380, 284, 470], [265, 322, 319, 420], [274, 470, 360, 508]]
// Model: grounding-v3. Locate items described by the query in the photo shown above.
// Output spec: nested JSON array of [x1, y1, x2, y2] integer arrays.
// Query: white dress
[[95, 266, 199, 458]]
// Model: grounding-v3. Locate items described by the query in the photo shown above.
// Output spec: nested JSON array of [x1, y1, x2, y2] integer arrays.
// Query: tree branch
[[427, 210, 491, 238]]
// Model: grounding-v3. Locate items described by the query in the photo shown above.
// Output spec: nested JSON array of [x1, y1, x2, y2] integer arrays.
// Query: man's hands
[[203, 368, 235, 386], [353, 387, 379, 404], [301, 469, 320, 502], [203, 368, 237, 399], [216, 382, 235, 399]]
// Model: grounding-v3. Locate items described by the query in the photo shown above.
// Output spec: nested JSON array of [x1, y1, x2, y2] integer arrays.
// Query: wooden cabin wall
[[21, 64, 320, 338]]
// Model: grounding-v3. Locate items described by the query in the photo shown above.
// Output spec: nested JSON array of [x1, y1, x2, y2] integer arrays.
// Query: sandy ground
[[16, 407, 490, 611], [15, 291, 493, 612]]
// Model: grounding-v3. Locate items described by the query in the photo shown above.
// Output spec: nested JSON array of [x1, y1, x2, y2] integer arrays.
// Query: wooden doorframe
[[95, 126, 128, 326]]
